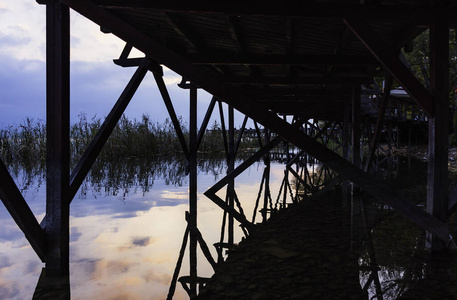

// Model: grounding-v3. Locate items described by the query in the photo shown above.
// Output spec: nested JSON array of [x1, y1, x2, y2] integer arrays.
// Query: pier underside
[[1, 0, 457, 298]]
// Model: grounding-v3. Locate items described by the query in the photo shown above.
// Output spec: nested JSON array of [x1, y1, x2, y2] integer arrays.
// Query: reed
[[0, 113, 260, 170]]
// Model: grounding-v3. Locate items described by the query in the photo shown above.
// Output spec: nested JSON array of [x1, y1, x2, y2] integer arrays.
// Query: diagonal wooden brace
[[0, 159, 46, 261], [344, 18, 434, 118]]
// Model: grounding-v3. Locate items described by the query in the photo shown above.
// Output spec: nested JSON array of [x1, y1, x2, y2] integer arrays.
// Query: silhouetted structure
[[1, 1, 457, 299]]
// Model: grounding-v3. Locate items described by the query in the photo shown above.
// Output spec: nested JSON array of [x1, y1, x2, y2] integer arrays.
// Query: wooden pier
[[1, 1, 457, 298]]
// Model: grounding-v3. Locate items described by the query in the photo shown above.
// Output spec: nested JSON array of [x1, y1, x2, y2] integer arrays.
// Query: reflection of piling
[[189, 84, 198, 297]]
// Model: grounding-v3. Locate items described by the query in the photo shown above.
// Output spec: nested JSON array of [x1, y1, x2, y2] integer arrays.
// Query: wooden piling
[[45, 0, 70, 276]]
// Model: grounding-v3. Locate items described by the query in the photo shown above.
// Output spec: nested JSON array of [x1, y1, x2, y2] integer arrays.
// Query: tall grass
[[0, 118, 46, 169], [0, 113, 260, 171]]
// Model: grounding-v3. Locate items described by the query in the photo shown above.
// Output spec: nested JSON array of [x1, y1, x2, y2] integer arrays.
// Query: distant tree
[[403, 29, 457, 146]]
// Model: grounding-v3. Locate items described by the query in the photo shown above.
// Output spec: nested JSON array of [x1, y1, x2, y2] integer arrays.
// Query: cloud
[[131, 236, 154, 247], [0, 256, 11, 269], [0, 0, 231, 130], [0, 26, 31, 47], [0, 1, 46, 61]]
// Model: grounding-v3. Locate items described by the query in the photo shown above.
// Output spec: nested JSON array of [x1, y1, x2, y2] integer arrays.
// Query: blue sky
[[0, 1, 249, 129]]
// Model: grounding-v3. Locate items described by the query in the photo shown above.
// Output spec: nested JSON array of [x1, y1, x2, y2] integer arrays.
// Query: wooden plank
[[344, 18, 434, 118], [163, 12, 205, 51], [69, 59, 151, 202], [63, 0, 454, 246], [45, 0, 71, 276], [223, 76, 370, 85], [0, 159, 46, 262], [188, 54, 377, 66], [93, 1, 445, 23]]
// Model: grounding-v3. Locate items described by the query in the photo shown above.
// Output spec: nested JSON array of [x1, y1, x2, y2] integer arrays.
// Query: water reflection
[[356, 157, 457, 299], [197, 156, 457, 299], [1, 154, 457, 299]]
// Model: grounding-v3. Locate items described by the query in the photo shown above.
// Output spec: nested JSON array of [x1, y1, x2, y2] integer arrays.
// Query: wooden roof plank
[[96, 1, 447, 24]]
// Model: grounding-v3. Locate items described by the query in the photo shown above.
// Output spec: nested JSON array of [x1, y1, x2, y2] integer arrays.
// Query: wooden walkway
[[197, 185, 457, 300], [197, 189, 365, 299]]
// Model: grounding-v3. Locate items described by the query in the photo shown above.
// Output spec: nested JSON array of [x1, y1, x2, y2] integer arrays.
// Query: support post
[[227, 105, 235, 245], [352, 85, 361, 169], [189, 83, 198, 297], [262, 128, 271, 222], [427, 17, 450, 251], [45, 0, 70, 276], [342, 98, 351, 203]]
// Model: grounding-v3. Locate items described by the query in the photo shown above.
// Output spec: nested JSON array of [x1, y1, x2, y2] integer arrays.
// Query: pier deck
[[198, 189, 362, 299]]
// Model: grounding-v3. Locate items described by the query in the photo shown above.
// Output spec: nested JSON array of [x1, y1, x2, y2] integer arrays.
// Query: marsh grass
[[0, 113, 259, 172]]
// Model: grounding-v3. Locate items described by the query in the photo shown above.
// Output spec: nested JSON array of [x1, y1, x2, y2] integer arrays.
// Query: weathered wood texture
[[45, 0, 70, 276]]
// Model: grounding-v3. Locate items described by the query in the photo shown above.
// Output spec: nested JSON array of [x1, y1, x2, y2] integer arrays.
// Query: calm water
[[0, 156, 286, 299], [1, 155, 456, 299]]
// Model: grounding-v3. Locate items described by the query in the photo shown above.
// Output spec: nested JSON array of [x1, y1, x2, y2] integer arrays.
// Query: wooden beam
[[69, 59, 151, 202], [352, 85, 361, 169], [113, 43, 163, 74], [196, 96, 217, 150], [226, 16, 245, 54], [63, 0, 454, 246], [225, 15, 255, 75], [162, 12, 205, 52], [187, 54, 377, 66], [188, 83, 198, 297], [45, 0, 70, 276], [344, 18, 434, 117], [204, 135, 283, 220], [222, 76, 370, 85], [228, 105, 235, 243], [153, 72, 190, 161], [448, 185, 457, 217], [234, 115, 249, 156], [0, 159, 46, 262], [427, 17, 450, 251]]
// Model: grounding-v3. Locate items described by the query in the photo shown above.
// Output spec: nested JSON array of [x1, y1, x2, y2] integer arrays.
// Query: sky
[[0, 1, 243, 129]]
